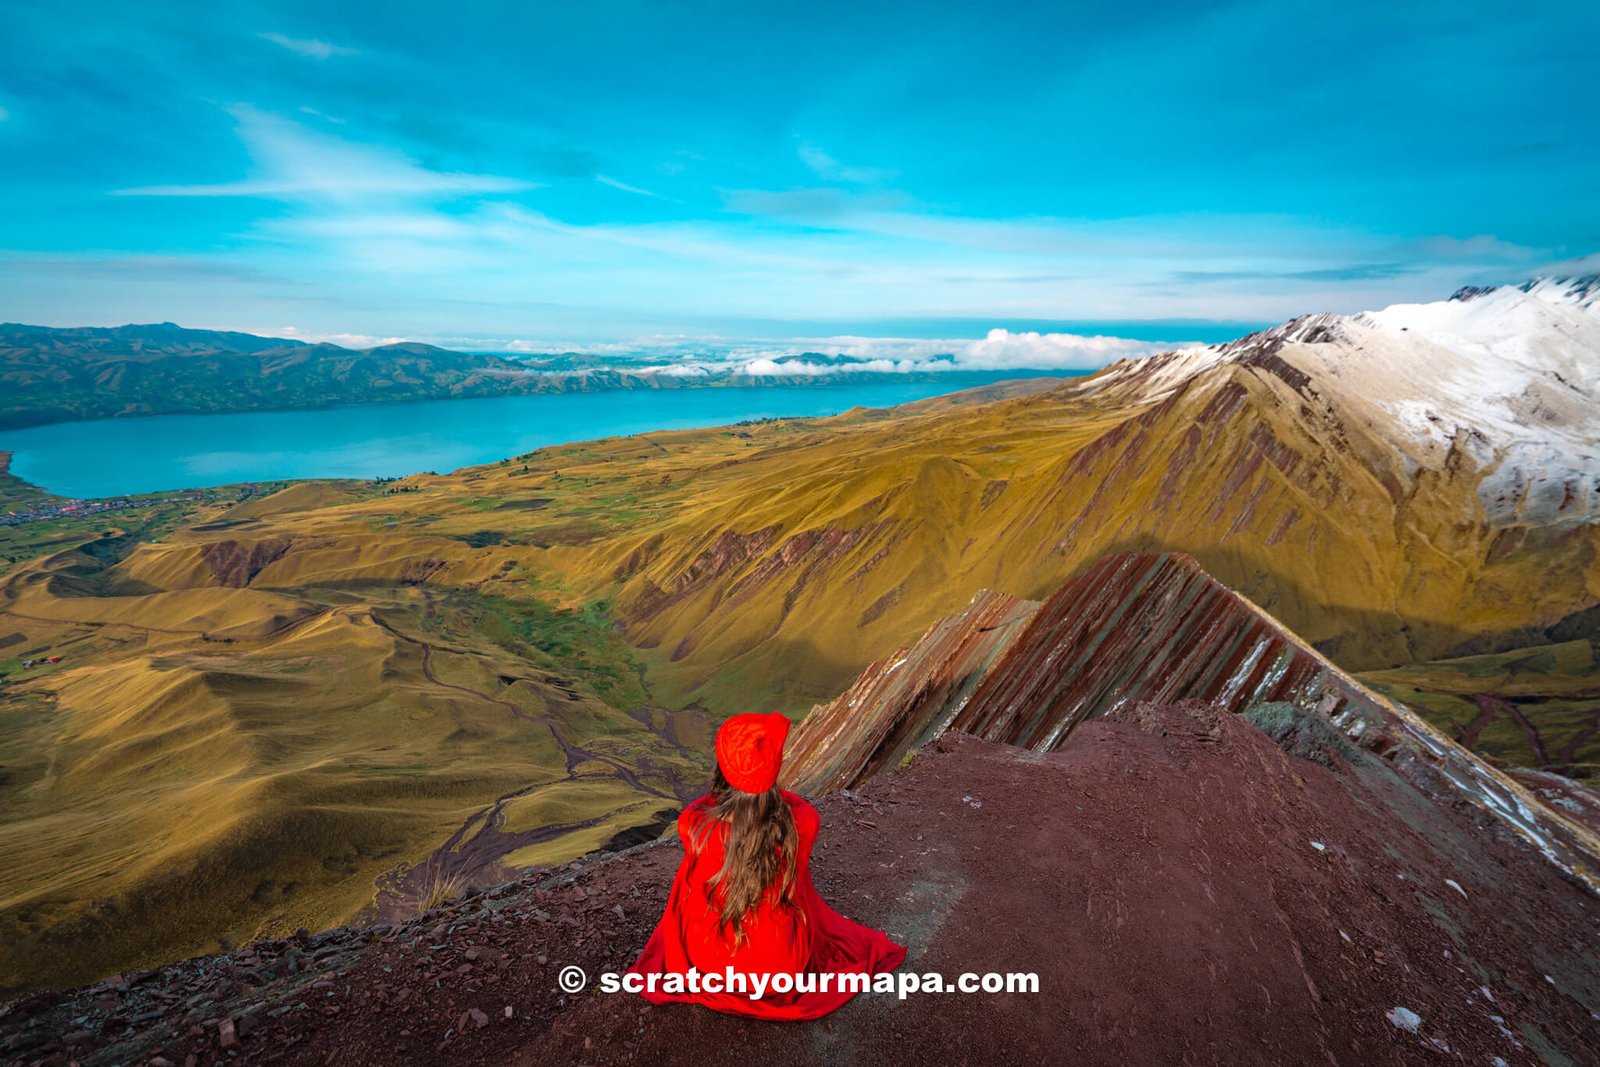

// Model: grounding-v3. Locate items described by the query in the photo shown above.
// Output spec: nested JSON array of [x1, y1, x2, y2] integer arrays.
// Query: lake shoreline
[[1, 372, 1076, 499], [0, 366, 1071, 433]]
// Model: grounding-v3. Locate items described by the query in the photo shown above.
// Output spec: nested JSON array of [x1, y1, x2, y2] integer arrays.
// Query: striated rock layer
[[782, 551, 1600, 894]]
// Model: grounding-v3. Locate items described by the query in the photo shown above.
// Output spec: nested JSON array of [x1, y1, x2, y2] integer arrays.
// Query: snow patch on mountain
[[1345, 276, 1600, 524], [1088, 275, 1600, 525]]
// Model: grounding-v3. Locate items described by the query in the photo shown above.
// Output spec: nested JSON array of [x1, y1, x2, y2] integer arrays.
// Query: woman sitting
[[628, 712, 906, 1019]]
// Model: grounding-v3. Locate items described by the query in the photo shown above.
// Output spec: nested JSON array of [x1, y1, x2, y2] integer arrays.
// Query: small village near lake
[[1, 490, 210, 528]]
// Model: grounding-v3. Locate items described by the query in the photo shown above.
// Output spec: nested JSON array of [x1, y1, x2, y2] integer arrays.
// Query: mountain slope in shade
[[1358, 638, 1600, 782], [781, 551, 1600, 894]]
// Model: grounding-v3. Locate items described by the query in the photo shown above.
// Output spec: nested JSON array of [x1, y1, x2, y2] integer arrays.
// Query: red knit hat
[[715, 712, 791, 793]]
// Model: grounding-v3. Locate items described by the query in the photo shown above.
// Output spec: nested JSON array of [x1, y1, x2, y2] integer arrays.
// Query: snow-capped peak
[[1102, 275, 1600, 526], [1355, 275, 1600, 357], [1453, 275, 1600, 309], [1309, 277, 1600, 525], [1508, 275, 1599, 309]]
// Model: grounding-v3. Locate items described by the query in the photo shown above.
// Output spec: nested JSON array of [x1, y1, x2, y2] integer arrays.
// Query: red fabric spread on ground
[[626, 790, 906, 1019]]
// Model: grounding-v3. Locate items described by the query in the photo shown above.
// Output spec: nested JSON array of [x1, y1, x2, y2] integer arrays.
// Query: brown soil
[[5, 702, 1598, 1066]]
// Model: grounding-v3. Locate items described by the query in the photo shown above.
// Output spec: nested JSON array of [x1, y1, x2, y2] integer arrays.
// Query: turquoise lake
[[2, 373, 1061, 499]]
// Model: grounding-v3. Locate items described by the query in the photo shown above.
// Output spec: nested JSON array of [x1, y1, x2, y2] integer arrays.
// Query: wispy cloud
[[297, 105, 347, 125], [116, 105, 534, 201], [258, 32, 357, 60], [77, 94, 1576, 338], [1407, 234, 1542, 263], [3, 0, 1596, 342], [595, 174, 669, 199], [1169, 263, 1421, 284], [798, 141, 895, 184], [2, 253, 304, 286]]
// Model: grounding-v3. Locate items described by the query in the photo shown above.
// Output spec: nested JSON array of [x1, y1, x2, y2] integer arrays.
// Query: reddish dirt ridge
[[4, 703, 1599, 1066]]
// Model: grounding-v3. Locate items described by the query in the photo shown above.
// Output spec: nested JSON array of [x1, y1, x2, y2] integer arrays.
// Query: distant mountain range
[[0, 321, 1029, 430], [0, 322, 655, 429]]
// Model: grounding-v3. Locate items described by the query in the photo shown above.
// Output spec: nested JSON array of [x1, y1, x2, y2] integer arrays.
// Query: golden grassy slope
[[0, 517, 704, 994], [544, 360, 1597, 713], [42, 355, 1592, 720]]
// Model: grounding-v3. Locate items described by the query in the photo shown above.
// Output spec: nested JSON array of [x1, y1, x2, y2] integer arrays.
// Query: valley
[[1, 278, 1597, 999]]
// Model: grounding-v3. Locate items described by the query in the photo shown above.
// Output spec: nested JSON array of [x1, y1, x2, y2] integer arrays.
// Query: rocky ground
[[5, 701, 1599, 1066]]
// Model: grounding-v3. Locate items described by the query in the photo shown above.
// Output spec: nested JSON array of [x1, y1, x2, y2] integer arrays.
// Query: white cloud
[[649, 363, 714, 378], [741, 356, 931, 376], [721, 186, 907, 221], [230, 325, 412, 348], [259, 32, 357, 60], [230, 326, 419, 347], [724, 331, 1173, 375], [958, 328, 1164, 369], [117, 106, 533, 201], [745, 357, 822, 376]]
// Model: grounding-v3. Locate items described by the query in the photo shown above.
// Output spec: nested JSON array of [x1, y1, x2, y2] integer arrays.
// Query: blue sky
[[1, 0, 1596, 357]]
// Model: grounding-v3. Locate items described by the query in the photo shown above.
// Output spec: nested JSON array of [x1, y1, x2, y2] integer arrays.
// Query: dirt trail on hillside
[[8, 702, 1597, 1066]]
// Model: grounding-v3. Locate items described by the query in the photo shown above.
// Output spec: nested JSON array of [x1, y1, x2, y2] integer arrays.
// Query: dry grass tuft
[[415, 866, 471, 916]]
